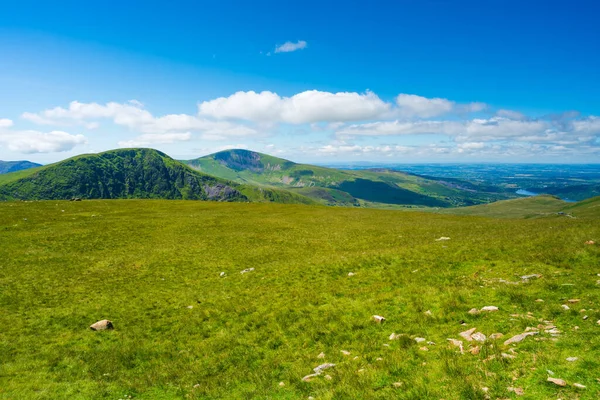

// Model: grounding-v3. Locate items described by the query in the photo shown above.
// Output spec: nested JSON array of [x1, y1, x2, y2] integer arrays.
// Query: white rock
[[547, 377, 567, 387], [447, 338, 464, 353], [573, 383, 586, 389], [341, 350, 351, 356], [467, 308, 480, 315], [317, 352, 325, 359], [472, 332, 487, 342], [481, 306, 498, 312], [561, 304, 570, 310], [279, 382, 285, 387], [503, 331, 538, 345], [424, 310, 432, 316], [302, 373, 319, 382], [372, 315, 386, 323], [313, 363, 335, 374], [435, 236, 450, 241], [90, 319, 113, 331], [459, 327, 476, 341], [414, 337, 426, 343], [389, 332, 399, 340], [566, 357, 578, 362], [347, 272, 355, 276], [219, 272, 226, 277], [240, 268, 255, 274]]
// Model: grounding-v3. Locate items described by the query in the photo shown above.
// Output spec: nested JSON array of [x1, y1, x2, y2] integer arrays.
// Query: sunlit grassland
[[1, 200, 599, 399]]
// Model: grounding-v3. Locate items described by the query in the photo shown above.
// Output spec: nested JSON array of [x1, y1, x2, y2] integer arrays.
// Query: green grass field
[[1, 200, 599, 399]]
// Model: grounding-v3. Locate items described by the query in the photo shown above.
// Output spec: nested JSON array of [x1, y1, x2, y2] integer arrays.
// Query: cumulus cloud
[[23, 101, 260, 141], [0, 118, 14, 128], [0, 129, 86, 153], [118, 132, 192, 147], [198, 90, 390, 123], [275, 40, 307, 53], [395, 94, 486, 118]]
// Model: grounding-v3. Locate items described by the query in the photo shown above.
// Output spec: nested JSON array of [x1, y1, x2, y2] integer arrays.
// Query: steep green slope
[[0, 148, 315, 204], [0, 160, 42, 174], [184, 149, 509, 207]]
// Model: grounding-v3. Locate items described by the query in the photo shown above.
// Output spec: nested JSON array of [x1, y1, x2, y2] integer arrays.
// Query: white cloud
[[198, 90, 390, 123], [395, 94, 486, 118], [275, 40, 307, 53], [337, 120, 463, 136], [496, 109, 527, 120], [0, 129, 86, 153], [23, 101, 260, 141], [0, 118, 14, 128], [396, 94, 454, 118], [571, 116, 600, 134], [118, 132, 192, 147]]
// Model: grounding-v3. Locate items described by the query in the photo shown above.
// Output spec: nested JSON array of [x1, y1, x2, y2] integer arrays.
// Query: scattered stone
[[317, 352, 325, 359], [219, 272, 226, 277], [435, 236, 450, 241], [302, 373, 319, 382], [547, 377, 567, 387], [376, 357, 383, 361], [481, 387, 489, 393], [521, 274, 541, 281], [357, 368, 365, 373], [568, 299, 580, 303], [424, 310, 433, 316], [419, 346, 429, 351], [389, 332, 400, 340], [325, 374, 332, 380], [535, 299, 544, 302], [508, 387, 524, 396], [347, 272, 355, 277], [470, 346, 480, 355], [489, 333, 504, 340], [573, 383, 586, 389], [547, 370, 554, 375], [472, 332, 487, 342], [279, 382, 285, 387], [313, 363, 335, 374], [341, 350, 351, 356], [561, 304, 570, 310], [502, 352, 516, 359], [504, 331, 538, 345], [459, 328, 477, 341], [447, 338, 464, 353], [240, 268, 255, 274], [193, 384, 200, 388], [585, 240, 595, 245], [583, 315, 589, 320], [566, 357, 578, 362], [481, 306, 499, 312], [186, 305, 194, 309], [90, 319, 113, 331], [392, 382, 403, 388], [468, 308, 480, 315], [427, 341, 436, 345], [353, 356, 359, 360], [372, 315, 386, 323], [414, 337, 426, 343]]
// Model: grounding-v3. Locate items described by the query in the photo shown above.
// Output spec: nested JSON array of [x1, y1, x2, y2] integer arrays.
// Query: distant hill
[[438, 194, 600, 219], [0, 148, 315, 204], [183, 149, 513, 208], [0, 160, 42, 174]]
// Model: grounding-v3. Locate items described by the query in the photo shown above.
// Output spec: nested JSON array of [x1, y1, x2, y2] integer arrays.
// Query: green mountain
[[183, 149, 513, 208], [0, 160, 42, 174], [0, 148, 315, 204]]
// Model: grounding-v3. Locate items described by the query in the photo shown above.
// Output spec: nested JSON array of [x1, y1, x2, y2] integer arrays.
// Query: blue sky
[[0, 0, 599, 163]]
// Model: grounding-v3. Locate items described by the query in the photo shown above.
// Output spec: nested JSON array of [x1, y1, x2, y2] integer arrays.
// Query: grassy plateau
[[1, 199, 599, 399]]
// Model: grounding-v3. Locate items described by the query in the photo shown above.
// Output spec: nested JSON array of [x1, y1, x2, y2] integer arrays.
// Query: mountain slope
[[183, 149, 512, 207], [0, 160, 42, 174], [437, 195, 600, 219], [0, 148, 315, 204]]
